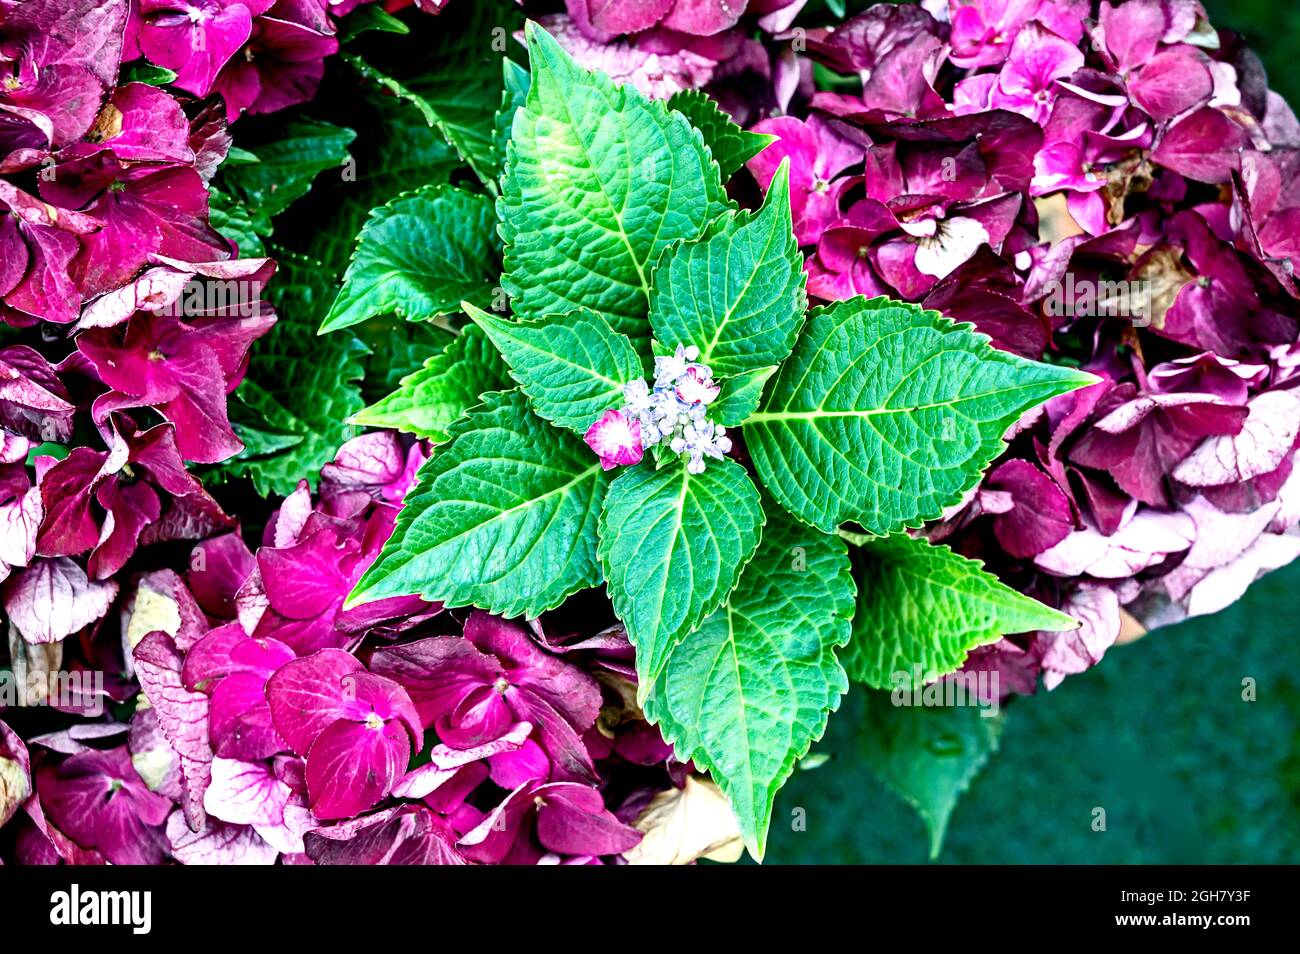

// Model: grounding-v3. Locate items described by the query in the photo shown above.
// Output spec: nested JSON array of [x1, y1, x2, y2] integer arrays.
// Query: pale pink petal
[[1038, 585, 1120, 689], [166, 811, 278, 865], [1173, 391, 1300, 487], [2, 557, 117, 644], [133, 632, 212, 830], [204, 757, 294, 828]]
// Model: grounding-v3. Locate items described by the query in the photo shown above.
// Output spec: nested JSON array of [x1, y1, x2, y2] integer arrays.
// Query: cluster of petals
[[1, 433, 687, 865], [1, 0, 445, 329]]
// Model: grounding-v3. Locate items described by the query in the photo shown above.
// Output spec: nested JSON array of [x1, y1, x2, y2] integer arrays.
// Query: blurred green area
[[764, 0, 1300, 869]]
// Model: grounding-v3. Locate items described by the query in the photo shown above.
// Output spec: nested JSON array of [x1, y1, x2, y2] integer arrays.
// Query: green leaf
[[350, 389, 609, 617], [217, 119, 356, 228], [321, 185, 500, 333], [667, 88, 776, 179], [358, 320, 453, 401], [843, 534, 1077, 691], [858, 689, 1006, 858], [26, 442, 67, 464], [746, 297, 1098, 532], [598, 458, 764, 694], [351, 324, 511, 442], [649, 163, 804, 377], [223, 147, 259, 166], [228, 392, 305, 457], [501, 22, 729, 346], [643, 507, 854, 860], [711, 366, 778, 427], [119, 61, 177, 86], [342, 52, 442, 128], [215, 253, 367, 495], [208, 188, 265, 258], [491, 58, 530, 184], [339, 3, 410, 41], [464, 303, 642, 435]]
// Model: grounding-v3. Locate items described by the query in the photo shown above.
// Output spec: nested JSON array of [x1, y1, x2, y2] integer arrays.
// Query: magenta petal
[[1097, 0, 1165, 72], [304, 806, 468, 865], [994, 21, 1084, 119], [985, 460, 1074, 558], [209, 672, 285, 759], [489, 738, 551, 789], [37, 745, 172, 866], [2, 0, 130, 89], [371, 635, 507, 728], [1152, 108, 1250, 184], [1129, 47, 1214, 121], [1, 556, 117, 644], [1174, 391, 1300, 487], [661, 0, 747, 36], [0, 719, 31, 829], [1036, 585, 1121, 687], [0, 344, 76, 441], [583, 408, 643, 470], [183, 622, 292, 688], [748, 114, 861, 245], [426, 723, 533, 773], [257, 528, 351, 618], [93, 82, 195, 163], [139, 4, 253, 99], [305, 718, 410, 819], [1, 222, 82, 324], [319, 431, 408, 501], [462, 611, 553, 671], [1035, 510, 1195, 579], [78, 311, 254, 464], [457, 781, 535, 863], [535, 782, 643, 856], [571, 0, 674, 36], [186, 532, 256, 618], [212, 14, 337, 117], [265, 649, 364, 756], [31, 454, 100, 561], [89, 478, 161, 579], [510, 692, 598, 783], [344, 671, 425, 751]]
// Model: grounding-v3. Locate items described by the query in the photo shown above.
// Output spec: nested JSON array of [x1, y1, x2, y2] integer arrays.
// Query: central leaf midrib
[[700, 212, 781, 366], [645, 468, 692, 674], [545, 69, 651, 300], [747, 379, 1064, 422]]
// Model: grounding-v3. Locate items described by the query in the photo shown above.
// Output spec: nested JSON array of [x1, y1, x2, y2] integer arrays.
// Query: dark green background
[[766, 0, 1300, 864]]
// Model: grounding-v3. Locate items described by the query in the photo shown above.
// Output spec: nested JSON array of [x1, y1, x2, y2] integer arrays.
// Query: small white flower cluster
[[621, 344, 731, 474]]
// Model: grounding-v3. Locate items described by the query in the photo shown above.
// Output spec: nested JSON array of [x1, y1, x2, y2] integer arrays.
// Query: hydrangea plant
[[339, 23, 1092, 858]]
